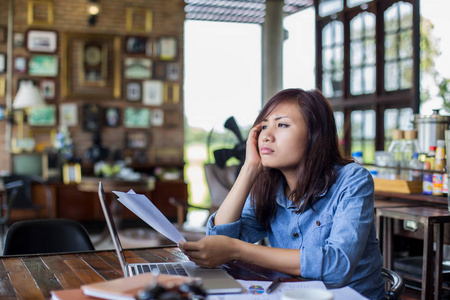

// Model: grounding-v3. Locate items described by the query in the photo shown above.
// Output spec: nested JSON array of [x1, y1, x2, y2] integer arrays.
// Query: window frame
[[314, 0, 420, 157]]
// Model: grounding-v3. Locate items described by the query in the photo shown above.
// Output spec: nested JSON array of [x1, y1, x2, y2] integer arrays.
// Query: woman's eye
[[261, 125, 268, 130], [278, 123, 289, 128]]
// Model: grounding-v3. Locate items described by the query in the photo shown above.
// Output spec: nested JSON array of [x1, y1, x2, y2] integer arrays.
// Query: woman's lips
[[260, 146, 273, 154]]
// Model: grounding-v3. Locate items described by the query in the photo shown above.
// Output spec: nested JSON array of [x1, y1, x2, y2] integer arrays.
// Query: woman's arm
[[179, 235, 301, 276], [213, 124, 263, 225]]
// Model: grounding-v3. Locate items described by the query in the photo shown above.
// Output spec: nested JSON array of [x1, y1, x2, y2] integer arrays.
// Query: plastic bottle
[[401, 130, 420, 180], [432, 140, 446, 196], [408, 152, 422, 181], [423, 146, 436, 195], [352, 151, 363, 164], [387, 129, 404, 179]]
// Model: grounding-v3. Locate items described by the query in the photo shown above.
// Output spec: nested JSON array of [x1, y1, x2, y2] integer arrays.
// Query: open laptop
[[98, 182, 243, 294]]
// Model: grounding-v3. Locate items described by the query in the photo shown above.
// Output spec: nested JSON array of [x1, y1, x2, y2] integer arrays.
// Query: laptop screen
[[98, 182, 129, 276]]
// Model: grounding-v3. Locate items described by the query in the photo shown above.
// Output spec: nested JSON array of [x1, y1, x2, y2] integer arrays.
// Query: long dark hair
[[250, 88, 353, 228]]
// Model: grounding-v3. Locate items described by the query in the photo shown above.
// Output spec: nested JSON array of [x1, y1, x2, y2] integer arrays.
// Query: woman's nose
[[261, 129, 273, 142]]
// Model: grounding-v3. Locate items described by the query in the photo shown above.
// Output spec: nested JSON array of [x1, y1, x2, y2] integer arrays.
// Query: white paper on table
[[207, 280, 326, 300], [113, 190, 186, 244], [207, 280, 368, 300]]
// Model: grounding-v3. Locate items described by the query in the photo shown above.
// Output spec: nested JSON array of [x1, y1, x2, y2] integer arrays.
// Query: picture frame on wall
[[104, 107, 121, 127], [0, 53, 6, 73], [124, 57, 152, 79], [151, 109, 164, 127], [0, 78, 6, 97], [143, 80, 163, 106], [157, 37, 177, 61], [166, 63, 180, 81], [82, 103, 101, 132], [14, 33, 24, 48], [28, 55, 58, 77], [59, 103, 78, 127], [126, 82, 141, 101], [40, 79, 56, 100], [28, 104, 57, 126], [124, 107, 151, 128], [163, 82, 180, 104], [0, 105, 5, 120], [26, 30, 58, 53], [126, 131, 148, 149], [14, 57, 27, 74], [125, 36, 147, 54]]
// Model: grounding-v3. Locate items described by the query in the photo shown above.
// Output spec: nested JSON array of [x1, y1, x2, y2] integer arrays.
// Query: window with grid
[[315, 0, 419, 162]]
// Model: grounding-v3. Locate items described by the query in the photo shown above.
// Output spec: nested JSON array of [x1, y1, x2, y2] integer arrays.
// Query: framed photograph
[[151, 109, 164, 127], [126, 7, 152, 33], [26, 30, 58, 53], [59, 103, 78, 127], [124, 57, 152, 79], [125, 36, 147, 54], [28, 0, 54, 26], [28, 104, 57, 126], [0, 53, 6, 73], [143, 80, 163, 106], [0, 77, 5, 97], [0, 26, 6, 43], [62, 162, 82, 184], [126, 131, 148, 149], [14, 33, 24, 47], [126, 82, 141, 101], [14, 57, 27, 74], [124, 107, 151, 128], [61, 33, 121, 99], [104, 107, 120, 127], [166, 63, 180, 81], [40, 79, 56, 100], [163, 82, 180, 104], [82, 103, 101, 132], [28, 55, 58, 77], [164, 109, 180, 128], [158, 37, 177, 61]]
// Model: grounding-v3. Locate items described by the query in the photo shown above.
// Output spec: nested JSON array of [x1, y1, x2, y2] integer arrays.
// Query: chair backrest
[[204, 163, 240, 210], [2, 219, 95, 255], [382, 267, 405, 300], [2, 175, 34, 209]]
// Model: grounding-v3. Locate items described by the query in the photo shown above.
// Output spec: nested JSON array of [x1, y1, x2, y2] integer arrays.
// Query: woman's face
[[258, 101, 308, 173]]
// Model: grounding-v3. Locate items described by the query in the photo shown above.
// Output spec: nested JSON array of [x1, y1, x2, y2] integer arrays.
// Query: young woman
[[179, 88, 385, 299]]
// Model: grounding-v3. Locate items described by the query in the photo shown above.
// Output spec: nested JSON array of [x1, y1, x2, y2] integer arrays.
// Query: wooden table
[[376, 205, 450, 300], [0, 246, 297, 299]]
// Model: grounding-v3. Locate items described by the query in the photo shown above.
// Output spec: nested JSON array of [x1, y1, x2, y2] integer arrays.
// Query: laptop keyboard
[[132, 263, 188, 276]]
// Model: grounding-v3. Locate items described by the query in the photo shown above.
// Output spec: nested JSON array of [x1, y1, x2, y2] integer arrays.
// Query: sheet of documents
[[113, 190, 186, 244], [206, 280, 368, 300]]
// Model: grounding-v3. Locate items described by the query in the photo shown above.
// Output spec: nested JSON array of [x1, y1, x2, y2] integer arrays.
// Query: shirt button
[[293, 232, 299, 238], [316, 220, 321, 226]]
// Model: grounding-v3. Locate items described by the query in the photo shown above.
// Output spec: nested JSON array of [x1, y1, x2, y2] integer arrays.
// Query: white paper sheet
[[206, 280, 368, 300], [113, 190, 186, 244]]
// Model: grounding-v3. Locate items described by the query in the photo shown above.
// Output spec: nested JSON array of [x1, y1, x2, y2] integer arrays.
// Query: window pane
[[335, 22, 344, 44], [323, 48, 334, 70], [400, 29, 413, 58], [322, 72, 333, 98], [400, 59, 413, 89], [364, 65, 376, 93], [384, 34, 397, 60], [351, 41, 363, 66], [399, 1, 413, 28], [347, 0, 371, 8], [334, 111, 344, 141], [318, 0, 343, 17], [351, 110, 363, 139], [384, 5, 399, 32], [385, 62, 399, 91], [351, 15, 363, 40], [322, 23, 333, 47], [351, 68, 363, 95], [365, 38, 376, 64], [366, 13, 376, 37], [364, 110, 376, 139]]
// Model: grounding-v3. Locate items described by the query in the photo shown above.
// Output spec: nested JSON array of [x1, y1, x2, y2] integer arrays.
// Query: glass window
[[384, 107, 414, 149], [350, 11, 376, 95], [347, 0, 371, 8], [384, 1, 413, 92], [322, 21, 344, 98], [318, 0, 343, 17], [351, 110, 375, 163]]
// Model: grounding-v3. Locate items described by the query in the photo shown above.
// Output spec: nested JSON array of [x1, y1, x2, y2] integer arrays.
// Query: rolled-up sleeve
[[300, 166, 375, 287]]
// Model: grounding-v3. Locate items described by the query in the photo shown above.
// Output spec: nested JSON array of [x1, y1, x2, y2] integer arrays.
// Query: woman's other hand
[[178, 235, 238, 268]]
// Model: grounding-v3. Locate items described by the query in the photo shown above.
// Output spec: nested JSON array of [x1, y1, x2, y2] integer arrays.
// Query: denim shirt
[[207, 163, 385, 300]]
